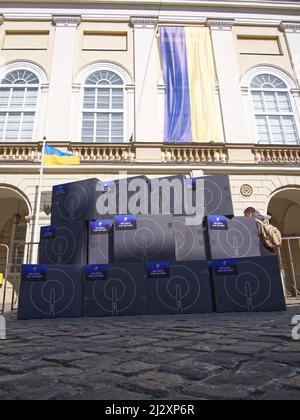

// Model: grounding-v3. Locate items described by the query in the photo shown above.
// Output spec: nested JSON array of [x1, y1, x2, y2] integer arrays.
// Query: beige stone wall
[[0, 20, 55, 76], [74, 21, 134, 79], [233, 26, 294, 78], [230, 174, 300, 216]]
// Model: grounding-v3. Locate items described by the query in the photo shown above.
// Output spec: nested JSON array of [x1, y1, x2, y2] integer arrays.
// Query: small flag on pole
[[44, 144, 80, 166]]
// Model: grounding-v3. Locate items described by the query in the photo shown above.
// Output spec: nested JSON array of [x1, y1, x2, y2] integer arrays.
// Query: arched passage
[[0, 185, 31, 309], [268, 187, 300, 298]]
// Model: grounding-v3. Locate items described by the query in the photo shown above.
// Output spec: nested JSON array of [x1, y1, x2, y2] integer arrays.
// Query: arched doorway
[[268, 187, 300, 298], [0, 185, 31, 311]]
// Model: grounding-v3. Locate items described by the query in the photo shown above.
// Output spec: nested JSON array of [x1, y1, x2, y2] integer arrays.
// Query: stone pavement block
[[75, 386, 151, 401], [124, 371, 186, 399], [61, 371, 129, 389], [183, 383, 250, 400], [36, 366, 84, 378], [137, 350, 192, 364], [151, 339, 198, 349], [276, 375, 300, 390], [194, 352, 250, 369], [261, 389, 300, 401], [79, 344, 127, 355], [237, 361, 297, 379], [69, 355, 122, 372], [159, 360, 223, 381], [109, 361, 160, 376], [271, 343, 300, 353], [0, 357, 58, 375], [263, 352, 300, 364], [0, 372, 60, 395], [187, 342, 220, 352], [43, 351, 98, 363], [217, 342, 277, 355], [11, 383, 84, 401]]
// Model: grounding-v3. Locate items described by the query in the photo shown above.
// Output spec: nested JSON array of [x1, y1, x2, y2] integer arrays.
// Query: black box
[[39, 223, 88, 265], [146, 261, 213, 315], [173, 216, 207, 262], [210, 256, 286, 313], [114, 215, 175, 263], [150, 175, 186, 215], [95, 175, 150, 216], [51, 178, 100, 224], [207, 216, 261, 260], [18, 265, 83, 320], [186, 174, 234, 217], [88, 219, 114, 264], [83, 263, 147, 317]]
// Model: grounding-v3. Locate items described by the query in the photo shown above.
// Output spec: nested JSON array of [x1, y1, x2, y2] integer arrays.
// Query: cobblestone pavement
[[0, 302, 300, 400]]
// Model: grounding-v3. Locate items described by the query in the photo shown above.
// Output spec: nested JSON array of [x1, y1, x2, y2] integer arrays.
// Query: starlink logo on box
[[53, 184, 69, 196], [115, 215, 137, 231], [147, 262, 171, 279], [208, 215, 229, 230], [22, 265, 47, 281], [85, 264, 109, 281], [209, 259, 238, 276], [90, 220, 113, 234], [41, 226, 56, 238]]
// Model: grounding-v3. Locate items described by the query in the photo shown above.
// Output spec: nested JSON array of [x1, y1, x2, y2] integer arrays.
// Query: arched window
[[0, 70, 40, 142], [251, 74, 300, 145], [82, 70, 125, 143]]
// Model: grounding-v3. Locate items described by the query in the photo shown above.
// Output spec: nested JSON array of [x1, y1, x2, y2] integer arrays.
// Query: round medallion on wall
[[240, 184, 254, 198]]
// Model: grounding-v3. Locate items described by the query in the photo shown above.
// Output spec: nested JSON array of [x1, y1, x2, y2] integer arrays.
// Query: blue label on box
[[90, 220, 113, 234], [209, 259, 238, 276], [53, 184, 69, 196], [22, 265, 47, 282], [41, 226, 56, 239], [115, 215, 137, 230], [208, 215, 229, 230], [85, 264, 109, 281], [147, 261, 171, 279]]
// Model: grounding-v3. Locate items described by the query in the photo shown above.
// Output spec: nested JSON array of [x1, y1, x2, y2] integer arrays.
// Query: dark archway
[[268, 188, 300, 298], [0, 185, 31, 311]]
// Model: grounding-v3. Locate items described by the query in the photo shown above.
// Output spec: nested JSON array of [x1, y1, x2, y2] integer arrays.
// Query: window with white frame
[[0, 70, 40, 142], [251, 74, 300, 145], [82, 70, 125, 143]]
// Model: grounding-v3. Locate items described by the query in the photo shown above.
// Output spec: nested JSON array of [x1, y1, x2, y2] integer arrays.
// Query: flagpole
[[31, 137, 47, 264]]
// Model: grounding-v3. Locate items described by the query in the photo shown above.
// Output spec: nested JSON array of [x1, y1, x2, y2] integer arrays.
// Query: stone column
[[45, 15, 81, 142], [280, 22, 300, 128], [281, 22, 300, 84], [131, 17, 160, 142], [207, 19, 252, 144]]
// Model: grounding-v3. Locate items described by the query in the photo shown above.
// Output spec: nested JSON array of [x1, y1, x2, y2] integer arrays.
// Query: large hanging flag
[[161, 26, 223, 143], [44, 144, 81, 166]]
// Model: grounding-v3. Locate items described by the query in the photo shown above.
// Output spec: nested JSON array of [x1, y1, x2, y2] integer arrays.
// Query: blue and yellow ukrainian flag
[[44, 144, 80, 166], [160, 26, 223, 143]]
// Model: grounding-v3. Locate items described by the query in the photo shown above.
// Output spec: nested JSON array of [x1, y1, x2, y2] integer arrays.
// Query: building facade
[[0, 0, 300, 305]]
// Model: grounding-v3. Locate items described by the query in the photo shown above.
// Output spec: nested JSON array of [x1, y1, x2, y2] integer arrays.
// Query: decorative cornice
[[52, 15, 82, 27], [130, 16, 158, 29], [206, 18, 235, 31], [41, 83, 50, 92], [280, 21, 300, 34], [291, 88, 300, 97]]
